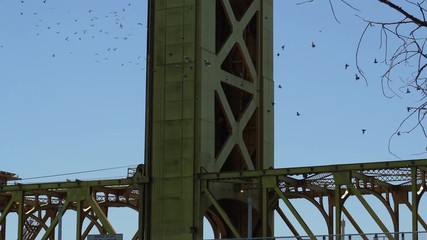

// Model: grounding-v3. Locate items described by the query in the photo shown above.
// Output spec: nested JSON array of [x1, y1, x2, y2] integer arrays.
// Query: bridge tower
[[144, 0, 274, 239]]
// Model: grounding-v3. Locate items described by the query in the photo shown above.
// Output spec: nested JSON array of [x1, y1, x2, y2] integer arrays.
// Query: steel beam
[[88, 196, 116, 234], [275, 206, 301, 237], [41, 200, 70, 240], [411, 167, 419, 236], [342, 207, 367, 240], [199, 159, 427, 180], [274, 186, 315, 239], [203, 187, 241, 238], [347, 184, 394, 239], [406, 202, 427, 230]]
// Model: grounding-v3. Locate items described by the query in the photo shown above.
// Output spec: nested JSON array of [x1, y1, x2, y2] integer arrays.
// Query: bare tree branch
[[298, 0, 427, 156], [378, 0, 427, 27]]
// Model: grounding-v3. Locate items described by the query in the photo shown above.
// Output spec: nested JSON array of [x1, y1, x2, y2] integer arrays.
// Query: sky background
[[0, 0, 426, 239]]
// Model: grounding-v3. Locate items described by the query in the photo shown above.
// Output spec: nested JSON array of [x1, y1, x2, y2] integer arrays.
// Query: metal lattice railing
[[205, 231, 427, 240]]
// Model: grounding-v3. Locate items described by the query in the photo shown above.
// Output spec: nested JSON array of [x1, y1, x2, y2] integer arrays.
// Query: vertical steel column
[[146, 0, 274, 238], [139, 184, 144, 240], [261, 181, 268, 237], [411, 167, 418, 239], [248, 195, 253, 239], [16, 192, 24, 240], [76, 201, 82, 240], [0, 217, 5, 240], [145, 0, 197, 238], [58, 203, 63, 240], [335, 185, 342, 239]]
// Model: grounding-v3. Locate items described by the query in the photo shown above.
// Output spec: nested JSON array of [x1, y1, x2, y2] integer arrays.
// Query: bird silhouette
[[296, 112, 301, 116], [281, 45, 285, 50], [362, 129, 366, 134], [311, 41, 316, 48], [5, 1, 147, 70], [345, 64, 349, 69], [278, 84, 282, 89], [397, 131, 401, 136], [406, 88, 410, 94], [355, 74, 360, 80], [374, 58, 378, 64]]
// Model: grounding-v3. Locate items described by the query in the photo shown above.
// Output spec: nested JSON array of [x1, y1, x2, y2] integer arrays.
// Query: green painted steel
[[145, 0, 274, 239], [7, 0, 427, 238], [0, 177, 145, 192], [274, 186, 315, 239], [198, 158, 427, 180], [145, 0, 198, 239], [0, 167, 145, 240], [204, 187, 241, 238], [347, 184, 393, 239]]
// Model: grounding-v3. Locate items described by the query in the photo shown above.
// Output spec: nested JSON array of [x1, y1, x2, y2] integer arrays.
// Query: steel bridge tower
[[3, 1, 427, 240], [144, 0, 274, 239]]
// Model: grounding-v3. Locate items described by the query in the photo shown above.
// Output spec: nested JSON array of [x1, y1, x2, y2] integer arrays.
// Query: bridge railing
[[205, 231, 427, 240]]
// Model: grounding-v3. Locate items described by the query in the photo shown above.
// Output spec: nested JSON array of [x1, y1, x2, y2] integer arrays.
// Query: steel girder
[[2, 160, 427, 239], [0, 165, 147, 240], [199, 159, 427, 240]]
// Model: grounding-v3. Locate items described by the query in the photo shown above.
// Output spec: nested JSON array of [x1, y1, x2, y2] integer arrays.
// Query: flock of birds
[[2, 1, 413, 137], [0, 0, 147, 70], [274, 41, 398, 136]]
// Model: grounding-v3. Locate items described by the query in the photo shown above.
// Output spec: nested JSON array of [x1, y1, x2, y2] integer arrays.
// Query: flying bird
[[355, 74, 360, 80], [311, 41, 316, 48], [296, 112, 301, 116], [374, 58, 378, 64], [406, 88, 410, 94], [345, 64, 349, 69], [362, 129, 366, 134]]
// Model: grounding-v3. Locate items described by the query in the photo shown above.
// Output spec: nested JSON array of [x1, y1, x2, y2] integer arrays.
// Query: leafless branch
[[299, 0, 427, 156]]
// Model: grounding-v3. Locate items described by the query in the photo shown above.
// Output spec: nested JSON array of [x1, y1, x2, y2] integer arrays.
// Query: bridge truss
[[1, 159, 427, 239]]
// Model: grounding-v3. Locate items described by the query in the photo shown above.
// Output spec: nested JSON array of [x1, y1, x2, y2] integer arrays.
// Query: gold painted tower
[[145, 0, 274, 239]]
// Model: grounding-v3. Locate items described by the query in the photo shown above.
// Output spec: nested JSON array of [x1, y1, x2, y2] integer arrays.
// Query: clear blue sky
[[0, 0, 425, 239]]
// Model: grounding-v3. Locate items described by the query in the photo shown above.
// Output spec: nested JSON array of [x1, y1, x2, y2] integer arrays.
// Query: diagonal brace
[[204, 187, 241, 238], [88, 196, 116, 234], [41, 200, 71, 240], [347, 184, 394, 240], [274, 186, 315, 239]]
